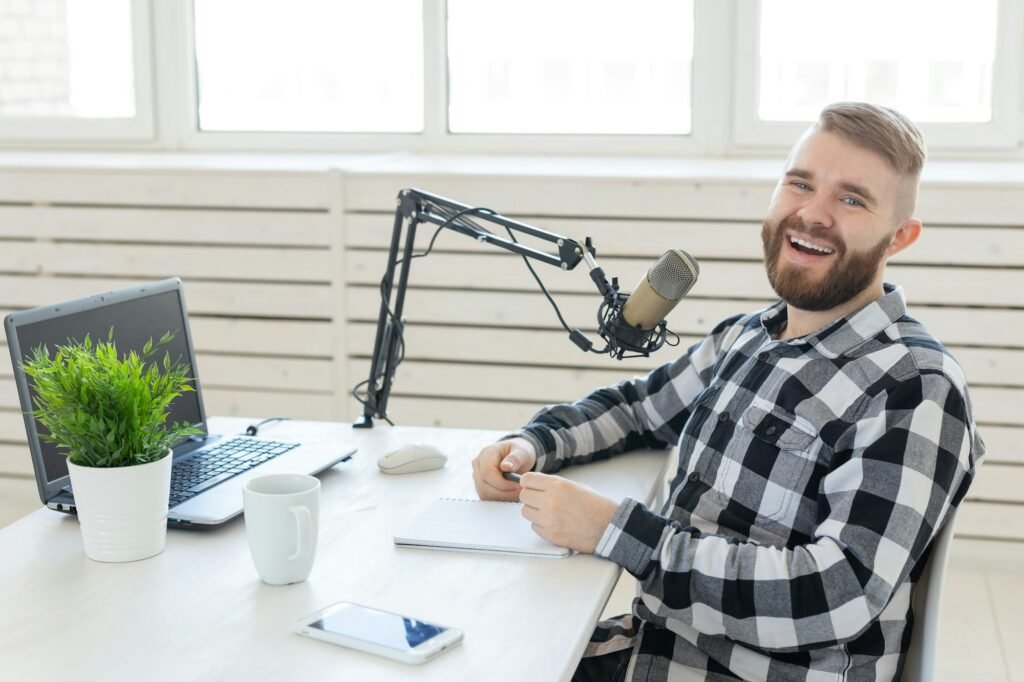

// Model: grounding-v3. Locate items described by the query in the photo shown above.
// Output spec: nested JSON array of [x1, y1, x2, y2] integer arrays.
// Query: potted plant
[[21, 330, 200, 562]]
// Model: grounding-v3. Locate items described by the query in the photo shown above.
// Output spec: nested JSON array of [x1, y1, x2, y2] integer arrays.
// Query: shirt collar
[[759, 283, 908, 359]]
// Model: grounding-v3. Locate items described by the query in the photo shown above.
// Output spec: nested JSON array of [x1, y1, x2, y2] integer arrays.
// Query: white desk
[[0, 418, 668, 682]]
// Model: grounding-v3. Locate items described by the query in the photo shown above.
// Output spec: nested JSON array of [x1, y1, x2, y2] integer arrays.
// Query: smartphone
[[295, 601, 463, 665]]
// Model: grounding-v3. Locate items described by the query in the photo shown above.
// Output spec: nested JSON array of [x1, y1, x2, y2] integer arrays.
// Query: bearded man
[[472, 102, 984, 682]]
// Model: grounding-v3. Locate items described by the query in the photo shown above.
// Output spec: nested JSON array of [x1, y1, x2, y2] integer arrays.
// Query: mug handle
[[288, 505, 313, 561]]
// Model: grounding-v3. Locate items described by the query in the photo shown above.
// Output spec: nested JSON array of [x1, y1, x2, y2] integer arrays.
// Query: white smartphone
[[295, 601, 463, 665]]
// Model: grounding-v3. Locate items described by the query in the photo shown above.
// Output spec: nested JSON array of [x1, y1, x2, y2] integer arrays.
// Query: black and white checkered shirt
[[515, 284, 983, 681]]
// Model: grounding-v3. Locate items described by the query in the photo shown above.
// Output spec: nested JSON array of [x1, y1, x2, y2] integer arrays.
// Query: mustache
[[777, 215, 843, 251]]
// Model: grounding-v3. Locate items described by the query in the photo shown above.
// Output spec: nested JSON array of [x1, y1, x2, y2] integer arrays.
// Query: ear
[[887, 218, 922, 257]]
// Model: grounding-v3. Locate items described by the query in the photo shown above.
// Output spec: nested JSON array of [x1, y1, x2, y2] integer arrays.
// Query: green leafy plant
[[21, 329, 201, 468]]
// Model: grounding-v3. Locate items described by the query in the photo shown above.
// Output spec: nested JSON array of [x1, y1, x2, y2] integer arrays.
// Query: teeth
[[790, 236, 834, 255]]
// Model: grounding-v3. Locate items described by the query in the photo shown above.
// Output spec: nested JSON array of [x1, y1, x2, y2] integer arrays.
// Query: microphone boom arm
[[354, 187, 610, 428]]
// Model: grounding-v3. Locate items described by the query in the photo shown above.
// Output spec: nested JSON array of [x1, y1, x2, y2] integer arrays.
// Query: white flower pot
[[66, 450, 172, 563]]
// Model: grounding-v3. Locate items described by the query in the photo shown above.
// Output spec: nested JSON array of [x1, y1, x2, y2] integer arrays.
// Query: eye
[[842, 196, 865, 207], [791, 181, 811, 191]]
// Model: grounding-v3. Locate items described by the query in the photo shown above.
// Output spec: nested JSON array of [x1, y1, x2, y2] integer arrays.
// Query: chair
[[902, 508, 959, 682]]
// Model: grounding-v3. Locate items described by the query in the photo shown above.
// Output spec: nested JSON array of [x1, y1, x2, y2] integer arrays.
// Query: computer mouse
[[377, 443, 448, 475]]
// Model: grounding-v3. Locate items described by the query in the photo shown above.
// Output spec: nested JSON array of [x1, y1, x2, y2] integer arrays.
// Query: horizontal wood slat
[[345, 286, 1024, 349], [0, 442, 32, 477], [345, 394, 541, 431], [0, 379, 19, 409], [345, 322, 1024, 389], [345, 176, 777, 221], [0, 276, 333, 319], [348, 359, 670, 405], [345, 287, 725, 332], [0, 169, 332, 209], [915, 186, 1024, 226], [0, 243, 330, 283], [346, 361, 1021, 455], [968, 463, 1024, 505], [346, 214, 767, 259], [346, 322, 688, 371], [910, 307, 1024, 350], [1, 317, 333, 359], [344, 175, 1024, 226], [345, 251, 1024, 307], [188, 317, 333, 357], [345, 251, 776, 298], [0, 206, 331, 246], [346, 213, 1024, 267], [978, 426, 1024, 465], [0, 411, 25, 441], [195, 354, 334, 392], [955, 500, 1024, 541], [951, 348, 1024, 387], [203, 388, 335, 421], [971, 387, 1024, 427], [2, 355, 332, 392]]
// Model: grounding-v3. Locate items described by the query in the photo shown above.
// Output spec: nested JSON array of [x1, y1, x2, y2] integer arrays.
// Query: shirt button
[[766, 425, 778, 436], [718, 412, 730, 423], [688, 472, 700, 482]]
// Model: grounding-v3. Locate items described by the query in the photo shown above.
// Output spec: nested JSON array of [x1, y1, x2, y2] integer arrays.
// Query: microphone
[[622, 249, 700, 328], [600, 249, 699, 359]]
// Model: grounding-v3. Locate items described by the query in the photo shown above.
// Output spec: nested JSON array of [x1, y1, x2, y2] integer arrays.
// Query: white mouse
[[377, 443, 448, 475]]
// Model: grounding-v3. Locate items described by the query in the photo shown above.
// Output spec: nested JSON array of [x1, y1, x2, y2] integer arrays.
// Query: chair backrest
[[902, 509, 959, 682]]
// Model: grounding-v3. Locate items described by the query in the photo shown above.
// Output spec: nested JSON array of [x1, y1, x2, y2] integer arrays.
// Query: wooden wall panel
[[0, 162, 1020, 542], [0, 169, 344, 477]]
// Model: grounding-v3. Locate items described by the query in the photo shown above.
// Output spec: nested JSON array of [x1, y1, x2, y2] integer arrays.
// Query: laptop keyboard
[[169, 437, 299, 508]]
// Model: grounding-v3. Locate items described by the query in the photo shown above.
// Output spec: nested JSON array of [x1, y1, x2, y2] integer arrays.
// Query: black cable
[[353, 205, 497, 425], [244, 417, 290, 437], [501, 226, 607, 355]]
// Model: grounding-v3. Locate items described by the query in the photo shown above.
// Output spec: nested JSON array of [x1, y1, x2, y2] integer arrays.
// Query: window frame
[[175, 0, 720, 156], [0, 0, 155, 144], [731, 0, 1024, 152], [0, 0, 1020, 157]]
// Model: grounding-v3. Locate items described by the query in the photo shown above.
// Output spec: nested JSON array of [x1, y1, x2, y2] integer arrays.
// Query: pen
[[502, 471, 522, 483]]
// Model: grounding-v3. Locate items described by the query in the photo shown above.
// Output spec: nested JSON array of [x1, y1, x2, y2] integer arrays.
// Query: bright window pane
[[758, 0, 998, 122], [194, 0, 423, 133], [447, 0, 693, 135], [0, 0, 135, 117]]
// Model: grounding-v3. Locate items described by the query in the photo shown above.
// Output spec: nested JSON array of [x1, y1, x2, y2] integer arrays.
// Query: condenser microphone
[[598, 249, 699, 358], [621, 249, 700, 329]]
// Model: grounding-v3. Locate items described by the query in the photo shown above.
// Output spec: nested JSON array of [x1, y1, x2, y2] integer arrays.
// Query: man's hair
[[817, 102, 926, 219]]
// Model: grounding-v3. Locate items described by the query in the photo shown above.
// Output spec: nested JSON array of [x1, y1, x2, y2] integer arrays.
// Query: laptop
[[3, 278, 355, 528]]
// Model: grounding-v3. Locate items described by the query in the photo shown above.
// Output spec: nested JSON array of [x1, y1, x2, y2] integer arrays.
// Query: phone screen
[[309, 603, 450, 652]]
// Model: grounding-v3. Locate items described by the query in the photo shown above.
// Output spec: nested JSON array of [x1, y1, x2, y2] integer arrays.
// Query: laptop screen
[[11, 288, 204, 484]]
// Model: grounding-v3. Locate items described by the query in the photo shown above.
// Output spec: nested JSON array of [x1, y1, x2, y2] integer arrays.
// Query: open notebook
[[394, 497, 571, 558]]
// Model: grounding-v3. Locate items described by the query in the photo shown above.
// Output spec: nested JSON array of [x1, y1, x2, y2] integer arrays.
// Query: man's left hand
[[518, 473, 619, 553]]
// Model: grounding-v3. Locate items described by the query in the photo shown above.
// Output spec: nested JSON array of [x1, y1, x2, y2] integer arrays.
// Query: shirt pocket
[[711, 405, 818, 524]]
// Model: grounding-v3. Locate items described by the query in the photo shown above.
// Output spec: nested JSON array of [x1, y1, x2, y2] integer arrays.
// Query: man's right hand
[[472, 437, 537, 501]]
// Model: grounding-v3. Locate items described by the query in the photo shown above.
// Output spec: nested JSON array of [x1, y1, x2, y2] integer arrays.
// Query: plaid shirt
[[515, 284, 983, 681]]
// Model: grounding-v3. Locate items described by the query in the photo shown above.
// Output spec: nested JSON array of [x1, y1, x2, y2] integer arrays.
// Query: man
[[472, 102, 983, 681]]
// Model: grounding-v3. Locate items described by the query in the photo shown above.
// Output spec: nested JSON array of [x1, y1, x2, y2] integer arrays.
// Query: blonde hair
[[818, 102, 926, 219]]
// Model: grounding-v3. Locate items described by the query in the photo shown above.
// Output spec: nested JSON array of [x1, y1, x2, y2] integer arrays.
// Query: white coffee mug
[[242, 473, 320, 585]]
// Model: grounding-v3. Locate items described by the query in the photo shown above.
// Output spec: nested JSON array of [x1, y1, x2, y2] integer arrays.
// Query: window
[[192, 0, 423, 133], [446, 0, 694, 135], [1, 0, 1022, 154], [0, 0, 152, 141], [734, 0, 1021, 149]]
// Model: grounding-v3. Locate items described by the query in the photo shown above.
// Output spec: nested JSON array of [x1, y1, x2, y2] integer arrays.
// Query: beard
[[761, 215, 890, 312]]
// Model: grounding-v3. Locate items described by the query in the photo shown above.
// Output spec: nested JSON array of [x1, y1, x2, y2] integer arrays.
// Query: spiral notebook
[[394, 497, 571, 558]]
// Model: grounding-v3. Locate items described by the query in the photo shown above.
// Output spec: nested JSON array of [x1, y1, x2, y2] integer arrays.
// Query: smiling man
[[472, 102, 984, 681]]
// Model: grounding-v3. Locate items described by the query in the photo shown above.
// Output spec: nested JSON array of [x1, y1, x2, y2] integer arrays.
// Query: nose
[[796, 191, 834, 230]]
